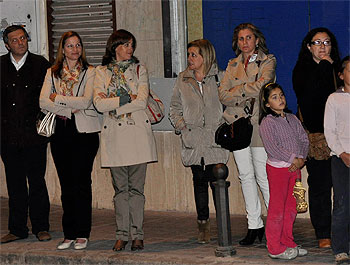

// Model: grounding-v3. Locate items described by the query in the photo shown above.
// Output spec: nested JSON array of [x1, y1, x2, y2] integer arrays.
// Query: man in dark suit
[[1, 25, 51, 243]]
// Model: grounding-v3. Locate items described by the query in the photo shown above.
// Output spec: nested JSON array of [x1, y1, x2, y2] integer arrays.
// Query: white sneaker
[[335, 253, 349, 263], [269, 247, 298, 260], [57, 239, 74, 250], [295, 245, 308, 256], [74, 238, 88, 250]]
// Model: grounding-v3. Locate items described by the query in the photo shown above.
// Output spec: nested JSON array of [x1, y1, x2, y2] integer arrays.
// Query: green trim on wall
[[186, 0, 203, 43]]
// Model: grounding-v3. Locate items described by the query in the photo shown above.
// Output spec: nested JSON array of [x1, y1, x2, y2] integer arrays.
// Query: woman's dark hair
[[296, 27, 341, 65], [232, 23, 269, 56], [52, 31, 90, 78], [259, 82, 291, 124], [337, 55, 350, 87], [102, 29, 139, 65]]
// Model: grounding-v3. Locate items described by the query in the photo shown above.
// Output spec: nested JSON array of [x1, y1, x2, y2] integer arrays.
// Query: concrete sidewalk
[[0, 197, 337, 265]]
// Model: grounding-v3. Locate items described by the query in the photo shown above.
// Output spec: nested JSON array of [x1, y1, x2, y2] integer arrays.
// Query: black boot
[[239, 227, 264, 245]]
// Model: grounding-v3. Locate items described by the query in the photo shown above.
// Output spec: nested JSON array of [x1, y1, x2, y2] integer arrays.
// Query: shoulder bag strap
[[75, 70, 87, 97], [51, 72, 56, 93]]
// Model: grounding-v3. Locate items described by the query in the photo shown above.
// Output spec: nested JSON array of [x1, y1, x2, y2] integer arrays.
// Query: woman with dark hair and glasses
[[40, 31, 100, 250], [292, 27, 341, 248], [93, 29, 157, 252], [218, 23, 276, 246]]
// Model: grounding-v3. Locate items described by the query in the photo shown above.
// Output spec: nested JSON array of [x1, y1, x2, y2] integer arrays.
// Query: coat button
[[235, 115, 238, 118], [118, 123, 121, 126], [104, 126, 107, 129], [188, 128, 191, 131], [235, 102, 238, 106], [242, 93, 245, 97], [146, 120, 149, 123], [12, 83, 15, 86]]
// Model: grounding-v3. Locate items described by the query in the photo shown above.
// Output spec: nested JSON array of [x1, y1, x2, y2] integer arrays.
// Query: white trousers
[[233, 146, 269, 229]]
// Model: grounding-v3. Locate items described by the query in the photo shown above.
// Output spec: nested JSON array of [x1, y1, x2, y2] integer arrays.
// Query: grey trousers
[[110, 163, 147, 241]]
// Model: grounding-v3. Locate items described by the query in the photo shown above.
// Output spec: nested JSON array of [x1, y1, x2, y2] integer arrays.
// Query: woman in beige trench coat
[[93, 29, 157, 252]]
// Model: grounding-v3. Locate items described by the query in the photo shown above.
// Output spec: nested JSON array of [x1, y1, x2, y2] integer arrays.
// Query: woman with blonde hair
[[40, 31, 100, 250], [169, 39, 229, 243]]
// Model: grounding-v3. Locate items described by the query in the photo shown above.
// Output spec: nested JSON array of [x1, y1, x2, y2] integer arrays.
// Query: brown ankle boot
[[197, 219, 210, 244]]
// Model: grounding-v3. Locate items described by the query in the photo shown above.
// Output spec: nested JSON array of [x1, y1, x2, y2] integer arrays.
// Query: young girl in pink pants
[[258, 83, 309, 260]]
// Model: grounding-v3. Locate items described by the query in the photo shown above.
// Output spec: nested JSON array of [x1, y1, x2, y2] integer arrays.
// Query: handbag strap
[[75, 70, 87, 97], [333, 68, 338, 91], [244, 98, 255, 116], [51, 73, 56, 93]]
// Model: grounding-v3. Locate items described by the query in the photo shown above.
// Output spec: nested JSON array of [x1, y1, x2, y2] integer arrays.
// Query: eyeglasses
[[65, 43, 82, 49], [310, 40, 331, 46], [10, 35, 27, 44]]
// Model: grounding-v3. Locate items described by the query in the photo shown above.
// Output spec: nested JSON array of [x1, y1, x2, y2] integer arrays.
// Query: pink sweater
[[259, 113, 309, 164]]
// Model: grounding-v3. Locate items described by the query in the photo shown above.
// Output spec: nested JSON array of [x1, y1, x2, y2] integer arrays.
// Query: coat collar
[[182, 63, 219, 81]]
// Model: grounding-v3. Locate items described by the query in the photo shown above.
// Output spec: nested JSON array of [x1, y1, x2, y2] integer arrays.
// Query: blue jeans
[[331, 156, 350, 255]]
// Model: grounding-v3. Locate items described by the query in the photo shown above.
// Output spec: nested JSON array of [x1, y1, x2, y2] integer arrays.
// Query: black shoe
[[131, 239, 144, 251], [239, 227, 264, 245]]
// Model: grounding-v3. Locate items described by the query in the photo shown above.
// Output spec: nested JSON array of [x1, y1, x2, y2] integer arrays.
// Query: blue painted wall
[[203, 0, 350, 113]]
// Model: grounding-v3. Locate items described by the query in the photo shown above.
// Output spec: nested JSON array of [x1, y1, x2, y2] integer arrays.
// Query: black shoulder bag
[[215, 98, 255, 152]]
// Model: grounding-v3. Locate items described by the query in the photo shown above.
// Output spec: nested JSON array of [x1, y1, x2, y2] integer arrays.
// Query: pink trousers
[[266, 164, 298, 255]]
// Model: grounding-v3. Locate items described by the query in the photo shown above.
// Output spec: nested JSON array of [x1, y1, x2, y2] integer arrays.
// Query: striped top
[[259, 113, 309, 164]]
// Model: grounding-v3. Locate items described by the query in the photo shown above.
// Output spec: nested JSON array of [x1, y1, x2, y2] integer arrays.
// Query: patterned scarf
[[107, 58, 135, 122], [60, 60, 82, 96]]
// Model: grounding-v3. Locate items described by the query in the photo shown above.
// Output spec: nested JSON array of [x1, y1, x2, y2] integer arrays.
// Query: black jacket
[[1, 52, 51, 147], [292, 59, 336, 133]]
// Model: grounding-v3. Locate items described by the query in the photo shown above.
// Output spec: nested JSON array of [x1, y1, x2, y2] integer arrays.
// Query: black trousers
[[306, 158, 333, 239], [331, 156, 350, 255], [1, 143, 50, 237], [190, 163, 217, 221], [50, 116, 99, 239]]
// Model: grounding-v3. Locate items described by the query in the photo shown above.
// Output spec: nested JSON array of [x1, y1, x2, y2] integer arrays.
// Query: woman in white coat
[[93, 29, 157, 252], [40, 31, 100, 250]]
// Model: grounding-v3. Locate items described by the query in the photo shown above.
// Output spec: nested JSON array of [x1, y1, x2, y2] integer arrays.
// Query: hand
[[130, 94, 137, 101], [98, 92, 107, 98], [289, 158, 305, 172], [340, 152, 350, 167], [321, 55, 334, 64], [288, 163, 298, 172], [49, 93, 57, 102]]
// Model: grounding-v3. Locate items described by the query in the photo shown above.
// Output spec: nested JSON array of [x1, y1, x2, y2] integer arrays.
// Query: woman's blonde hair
[[52, 31, 89, 78], [187, 39, 217, 76]]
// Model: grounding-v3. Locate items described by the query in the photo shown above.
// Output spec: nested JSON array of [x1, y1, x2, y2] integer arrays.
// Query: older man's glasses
[[310, 40, 331, 46]]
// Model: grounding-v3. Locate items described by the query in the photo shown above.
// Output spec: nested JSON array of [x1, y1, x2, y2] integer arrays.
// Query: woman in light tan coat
[[93, 29, 157, 252], [218, 23, 276, 246], [169, 39, 229, 244]]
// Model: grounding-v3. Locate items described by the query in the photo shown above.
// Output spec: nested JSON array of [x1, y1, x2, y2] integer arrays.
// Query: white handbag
[[36, 111, 56, 137], [37, 73, 57, 137]]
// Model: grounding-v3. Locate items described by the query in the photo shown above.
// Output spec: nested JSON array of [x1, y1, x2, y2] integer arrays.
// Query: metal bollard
[[212, 163, 236, 257]]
